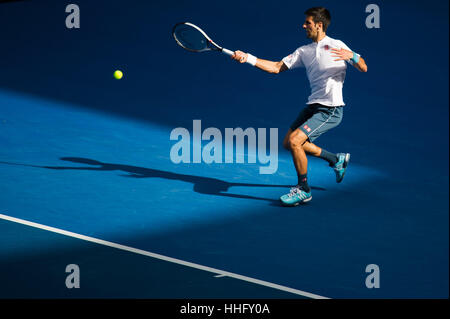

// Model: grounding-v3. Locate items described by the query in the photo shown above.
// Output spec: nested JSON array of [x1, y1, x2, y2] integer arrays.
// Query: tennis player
[[231, 7, 367, 206]]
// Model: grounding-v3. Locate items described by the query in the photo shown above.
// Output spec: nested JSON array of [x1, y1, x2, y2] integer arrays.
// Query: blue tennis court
[[0, 0, 448, 299]]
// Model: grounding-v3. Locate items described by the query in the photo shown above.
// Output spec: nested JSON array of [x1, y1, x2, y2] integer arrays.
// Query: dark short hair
[[304, 7, 331, 32]]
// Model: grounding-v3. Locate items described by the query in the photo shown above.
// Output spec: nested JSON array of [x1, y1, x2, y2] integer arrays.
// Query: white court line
[[0, 213, 329, 299]]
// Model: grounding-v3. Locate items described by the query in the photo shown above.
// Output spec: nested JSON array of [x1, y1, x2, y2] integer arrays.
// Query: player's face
[[303, 16, 320, 39]]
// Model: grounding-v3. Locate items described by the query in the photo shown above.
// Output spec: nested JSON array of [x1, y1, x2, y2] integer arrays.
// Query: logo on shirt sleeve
[[324, 45, 329, 50], [303, 125, 311, 132]]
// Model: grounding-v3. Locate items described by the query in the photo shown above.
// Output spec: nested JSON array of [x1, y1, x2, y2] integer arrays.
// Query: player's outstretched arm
[[331, 48, 368, 72], [231, 50, 288, 74]]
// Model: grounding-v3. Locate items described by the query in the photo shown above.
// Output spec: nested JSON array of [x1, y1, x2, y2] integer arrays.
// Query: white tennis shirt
[[282, 35, 355, 107]]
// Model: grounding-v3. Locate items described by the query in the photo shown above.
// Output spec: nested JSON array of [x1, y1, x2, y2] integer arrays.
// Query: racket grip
[[221, 48, 234, 56]]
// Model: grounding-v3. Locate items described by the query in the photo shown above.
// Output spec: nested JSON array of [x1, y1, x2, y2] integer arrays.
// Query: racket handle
[[221, 48, 234, 56], [222, 48, 256, 66]]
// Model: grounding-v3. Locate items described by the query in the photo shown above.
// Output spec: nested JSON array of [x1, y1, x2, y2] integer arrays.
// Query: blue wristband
[[351, 51, 360, 64]]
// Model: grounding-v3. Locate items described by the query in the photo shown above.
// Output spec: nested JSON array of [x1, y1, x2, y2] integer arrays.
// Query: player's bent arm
[[331, 47, 368, 73]]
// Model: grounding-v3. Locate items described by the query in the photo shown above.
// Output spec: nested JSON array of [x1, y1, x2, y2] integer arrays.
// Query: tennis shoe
[[333, 153, 350, 183], [280, 186, 312, 206]]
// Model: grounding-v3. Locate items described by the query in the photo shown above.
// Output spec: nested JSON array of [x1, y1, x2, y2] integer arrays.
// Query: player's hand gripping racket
[[172, 22, 252, 64]]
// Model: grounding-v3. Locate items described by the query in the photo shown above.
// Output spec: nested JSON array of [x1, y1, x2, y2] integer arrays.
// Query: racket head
[[172, 22, 222, 53]]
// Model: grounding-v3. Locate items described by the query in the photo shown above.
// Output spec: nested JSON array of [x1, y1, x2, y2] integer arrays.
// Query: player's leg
[[302, 141, 349, 182], [280, 128, 312, 206], [286, 131, 339, 167], [282, 127, 310, 188], [280, 105, 324, 206], [301, 141, 321, 156], [304, 105, 350, 183], [289, 128, 309, 186], [302, 141, 339, 166]]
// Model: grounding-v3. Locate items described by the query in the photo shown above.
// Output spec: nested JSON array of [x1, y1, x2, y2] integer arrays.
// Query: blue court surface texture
[[0, 0, 448, 299]]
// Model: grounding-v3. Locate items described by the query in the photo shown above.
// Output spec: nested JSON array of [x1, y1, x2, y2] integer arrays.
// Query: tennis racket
[[172, 22, 252, 64]]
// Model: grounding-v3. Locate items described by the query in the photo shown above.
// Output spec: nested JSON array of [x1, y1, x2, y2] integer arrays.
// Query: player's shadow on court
[[0, 157, 326, 204]]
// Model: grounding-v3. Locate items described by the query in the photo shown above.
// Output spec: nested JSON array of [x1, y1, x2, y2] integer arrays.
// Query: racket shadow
[[0, 157, 326, 203]]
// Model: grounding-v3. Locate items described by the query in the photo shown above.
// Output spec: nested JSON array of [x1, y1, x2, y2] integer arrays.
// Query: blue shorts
[[290, 103, 344, 142]]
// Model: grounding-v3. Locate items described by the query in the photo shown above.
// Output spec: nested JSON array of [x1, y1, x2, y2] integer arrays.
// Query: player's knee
[[289, 134, 305, 150]]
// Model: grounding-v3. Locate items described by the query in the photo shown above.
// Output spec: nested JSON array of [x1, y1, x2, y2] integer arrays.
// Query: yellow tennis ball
[[114, 70, 123, 80]]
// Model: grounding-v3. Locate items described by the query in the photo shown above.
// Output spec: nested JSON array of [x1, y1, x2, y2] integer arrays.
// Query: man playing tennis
[[231, 7, 368, 206]]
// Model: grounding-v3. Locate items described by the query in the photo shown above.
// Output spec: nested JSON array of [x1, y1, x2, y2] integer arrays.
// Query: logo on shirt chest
[[323, 45, 330, 50]]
